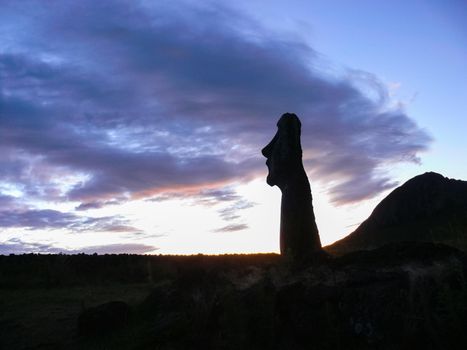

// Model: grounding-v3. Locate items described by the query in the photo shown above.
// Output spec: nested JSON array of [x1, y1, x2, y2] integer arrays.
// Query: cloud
[[0, 238, 157, 255], [75, 199, 123, 211], [196, 188, 242, 204], [0, 208, 140, 233], [151, 187, 242, 205], [0, 0, 431, 221], [0, 238, 66, 255], [149, 186, 254, 232], [214, 223, 249, 233], [75, 243, 158, 255], [218, 199, 256, 221], [75, 202, 108, 211], [0, 194, 17, 207]]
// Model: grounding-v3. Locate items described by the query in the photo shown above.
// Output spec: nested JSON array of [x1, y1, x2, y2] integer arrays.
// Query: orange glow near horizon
[[0, 178, 387, 255]]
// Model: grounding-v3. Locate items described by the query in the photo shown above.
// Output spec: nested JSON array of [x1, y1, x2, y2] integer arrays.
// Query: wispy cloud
[[218, 200, 255, 221], [0, 238, 157, 255], [214, 223, 249, 233]]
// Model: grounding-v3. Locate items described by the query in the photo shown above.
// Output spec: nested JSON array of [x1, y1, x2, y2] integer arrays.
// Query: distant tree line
[[0, 253, 280, 288]]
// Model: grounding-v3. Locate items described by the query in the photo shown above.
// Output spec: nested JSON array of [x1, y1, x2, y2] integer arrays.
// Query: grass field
[[0, 283, 155, 349], [2, 248, 466, 349], [0, 253, 279, 349]]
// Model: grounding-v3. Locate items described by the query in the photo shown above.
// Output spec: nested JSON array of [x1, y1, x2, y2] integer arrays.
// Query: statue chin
[[266, 175, 275, 186], [267, 172, 282, 187], [265, 162, 275, 186]]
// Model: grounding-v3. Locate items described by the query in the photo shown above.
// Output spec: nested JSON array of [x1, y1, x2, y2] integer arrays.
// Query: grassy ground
[[1, 248, 466, 349], [0, 283, 154, 349], [0, 253, 279, 349]]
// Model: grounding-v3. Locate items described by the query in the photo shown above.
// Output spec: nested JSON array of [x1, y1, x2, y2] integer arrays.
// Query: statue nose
[[261, 145, 271, 158], [262, 134, 277, 158]]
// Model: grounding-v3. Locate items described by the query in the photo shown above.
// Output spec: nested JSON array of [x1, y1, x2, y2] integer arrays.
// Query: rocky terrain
[[125, 243, 467, 350], [1, 243, 467, 349]]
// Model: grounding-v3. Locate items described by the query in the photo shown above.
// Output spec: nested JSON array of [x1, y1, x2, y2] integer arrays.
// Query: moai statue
[[262, 113, 322, 259]]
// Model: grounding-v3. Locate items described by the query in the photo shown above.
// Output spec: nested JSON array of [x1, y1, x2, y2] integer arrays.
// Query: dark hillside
[[328, 172, 467, 255]]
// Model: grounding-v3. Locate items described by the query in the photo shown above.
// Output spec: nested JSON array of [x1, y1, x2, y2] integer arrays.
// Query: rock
[[78, 300, 130, 337], [262, 113, 322, 260]]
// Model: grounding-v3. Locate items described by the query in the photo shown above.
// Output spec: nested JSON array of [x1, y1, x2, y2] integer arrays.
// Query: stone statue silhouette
[[262, 113, 322, 259]]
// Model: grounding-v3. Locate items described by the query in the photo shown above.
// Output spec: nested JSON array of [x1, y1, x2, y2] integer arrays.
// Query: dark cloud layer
[[0, 194, 17, 207], [0, 0, 431, 235], [0, 208, 140, 233]]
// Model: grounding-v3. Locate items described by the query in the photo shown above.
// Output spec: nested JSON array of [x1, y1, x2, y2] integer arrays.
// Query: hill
[[327, 172, 467, 255]]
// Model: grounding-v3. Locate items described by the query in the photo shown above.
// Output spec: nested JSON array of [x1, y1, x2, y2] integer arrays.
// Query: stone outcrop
[[262, 113, 321, 259]]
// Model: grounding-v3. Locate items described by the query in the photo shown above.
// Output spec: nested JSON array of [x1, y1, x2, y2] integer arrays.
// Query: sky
[[1, 0, 466, 255]]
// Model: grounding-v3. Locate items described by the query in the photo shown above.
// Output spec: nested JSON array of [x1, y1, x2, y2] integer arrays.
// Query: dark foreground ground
[[1, 243, 467, 349]]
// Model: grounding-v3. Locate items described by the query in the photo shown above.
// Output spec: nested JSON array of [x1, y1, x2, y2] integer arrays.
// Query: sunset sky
[[1, 0, 466, 254]]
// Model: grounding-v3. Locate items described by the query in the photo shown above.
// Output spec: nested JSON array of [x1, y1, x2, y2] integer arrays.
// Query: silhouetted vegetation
[[0, 253, 280, 288]]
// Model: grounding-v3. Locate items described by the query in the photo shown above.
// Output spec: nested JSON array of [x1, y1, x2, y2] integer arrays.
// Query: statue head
[[261, 113, 303, 189]]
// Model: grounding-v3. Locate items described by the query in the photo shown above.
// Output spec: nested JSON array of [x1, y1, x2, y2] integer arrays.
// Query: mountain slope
[[327, 172, 467, 255]]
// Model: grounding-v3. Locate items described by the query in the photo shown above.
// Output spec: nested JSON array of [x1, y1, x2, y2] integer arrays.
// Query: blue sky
[[237, 0, 467, 177], [0, 0, 465, 254]]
